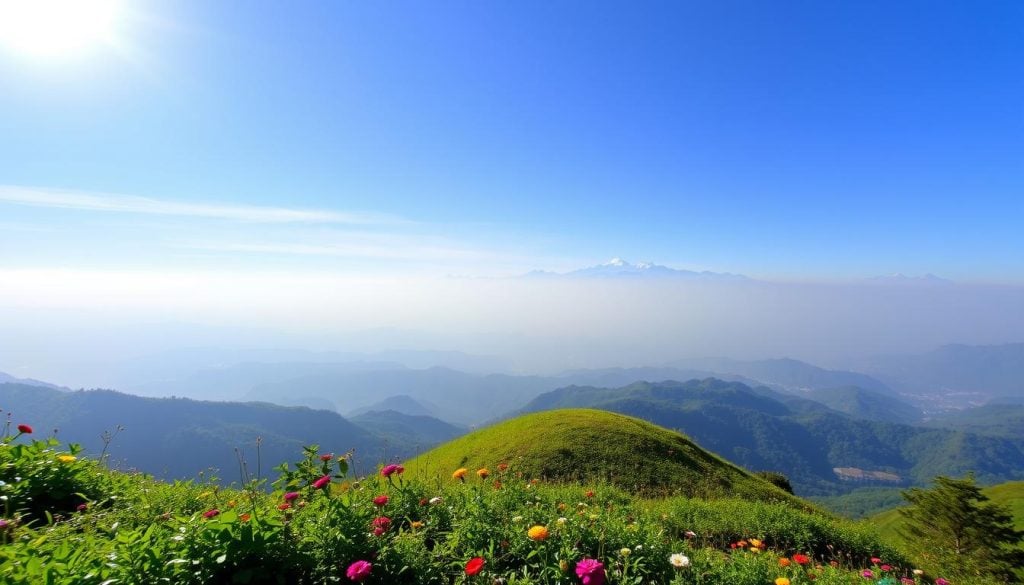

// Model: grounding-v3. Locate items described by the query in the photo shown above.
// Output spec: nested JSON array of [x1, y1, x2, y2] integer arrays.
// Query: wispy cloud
[[183, 240, 492, 262], [0, 185, 403, 225]]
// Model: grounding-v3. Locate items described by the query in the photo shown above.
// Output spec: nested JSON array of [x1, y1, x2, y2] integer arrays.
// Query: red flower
[[585, 489, 595, 498], [465, 556, 486, 576], [371, 516, 391, 535], [373, 494, 389, 507], [278, 503, 291, 511], [381, 463, 404, 477], [312, 475, 331, 489], [203, 509, 220, 519], [16, 424, 32, 434], [320, 453, 333, 461], [792, 554, 810, 565]]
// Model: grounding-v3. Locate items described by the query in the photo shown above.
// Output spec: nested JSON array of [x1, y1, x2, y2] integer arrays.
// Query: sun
[[0, 0, 122, 57]]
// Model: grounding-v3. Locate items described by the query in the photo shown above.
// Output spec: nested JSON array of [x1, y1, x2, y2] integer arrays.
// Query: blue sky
[[1, 0, 1022, 280]]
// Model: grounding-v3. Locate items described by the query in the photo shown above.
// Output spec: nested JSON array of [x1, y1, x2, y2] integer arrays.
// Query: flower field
[[0, 420, 971, 584]]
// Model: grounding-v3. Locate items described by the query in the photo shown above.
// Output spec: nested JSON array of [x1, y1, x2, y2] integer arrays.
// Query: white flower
[[512, 516, 523, 522], [556, 517, 568, 525], [913, 569, 924, 576], [619, 547, 631, 557], [684, 530, 697, 538], [428, 496, 442, 505], [669, 553, 690, 568]]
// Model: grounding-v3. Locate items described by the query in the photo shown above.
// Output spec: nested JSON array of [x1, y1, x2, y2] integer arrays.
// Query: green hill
[[407, 408, 799, 502], [519, 378, 1024, 496]]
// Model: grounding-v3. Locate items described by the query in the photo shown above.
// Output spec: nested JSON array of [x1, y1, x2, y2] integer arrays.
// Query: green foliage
[[898, 475, 1024, 582], [0, 413, 995, 584], [407, 408, 800, 503], [755, 471, 794, 494]]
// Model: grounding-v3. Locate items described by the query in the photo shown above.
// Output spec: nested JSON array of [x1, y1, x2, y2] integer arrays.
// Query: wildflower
[[453, 468, 468, 480], [913, 570, 924, 576], [320, 453, 333, 461], [465, 556, 486, 576], [585, 489, 595, 498], [76, 503, 88, 512], [410, 520, 424, 530], [871, 557, 882, 565], [371, 516, 391, 535], [779, 558, 791, 567], [575, 559, 606, 585], [239, 513, 251, 522], [284, 491, 300, 502], [684, 530, 697, 538], [429, 496, 443, 505], [16, 424, 32, 434], [203, 509, 220, 519], [312, 475, 331, 489], [0, 519, 9, 529], [560, 559, 570, 572], [278, 503, 291, 511], [669, 553, 690, 568], [556, 517, 568, 525], [881, 564, 892, 572], [57, 455, 76, 463], [346, 560, 372, 582], [493, 480, 502, 490], [477, 468, 489, 479], [497, 463, 509, 471], [775, 579, 791, 585], [527, 525, 549, 541], [935, 580, 949, 585], [862, 570, 874, 579], [419, 497, 429, 506], [749, 538, 763, 549], [381, 463, 404, 477], [373, 495, 389, 507], [512, 516, 524, 522], [620, 547, 631, 556], [792, 554, 810, 565], [197, 490, 214, 499], [902, 579, 915, 585], [227, 500, 237, 508]]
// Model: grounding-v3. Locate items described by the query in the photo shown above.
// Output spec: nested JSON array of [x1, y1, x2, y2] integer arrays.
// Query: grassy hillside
[[804, 386, 922, 424], [520, 378, 1024, 496], [1, 411, 941, 585], [407, 408, 800, 503]]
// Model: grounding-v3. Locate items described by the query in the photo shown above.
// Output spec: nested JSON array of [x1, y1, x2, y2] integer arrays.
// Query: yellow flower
[[775, 578, 790, 585], [476, 468, 489, 479], [452, 468, 468, 480], [410, 521, 424, 530], [620, 547, 631, 557], [749, 538, 763, 549], [197, 491, 213, 499], [527, 525, 549, 541], [57, 455, 76, 463]]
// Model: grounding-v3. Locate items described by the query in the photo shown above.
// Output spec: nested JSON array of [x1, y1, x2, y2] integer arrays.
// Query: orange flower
[[779, 558, 791, 567], [453, 468, 468, 480], [497, 463, 509, 472], [477, 468, 489, 479], [527, 525, 549, 541]]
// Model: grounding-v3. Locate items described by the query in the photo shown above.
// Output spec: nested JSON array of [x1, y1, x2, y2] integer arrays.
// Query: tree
[[899, 474, 1024, 583]]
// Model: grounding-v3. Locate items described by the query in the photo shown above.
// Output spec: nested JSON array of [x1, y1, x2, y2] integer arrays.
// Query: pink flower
[[935, 580, 950, 585], [346, 560, 372, 582], [320, 453, 333, 461], [371, 516, 391, 536], [881, 564, 892, 572], [373, 494, 389, 507], [203, 509, 220, 519], [902, 579, 915, 585], [862, 570, 874, 579], [284, 491, 300, 502], [76, 503, 88, 512], [381, 463, 404, 477], [575, 559, 606, 585], [871, 557, 882, 565], [312, 475, 331, 489]]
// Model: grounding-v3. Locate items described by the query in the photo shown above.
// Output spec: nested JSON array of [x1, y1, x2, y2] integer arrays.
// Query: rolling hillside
[[406, 408, 800, 502]]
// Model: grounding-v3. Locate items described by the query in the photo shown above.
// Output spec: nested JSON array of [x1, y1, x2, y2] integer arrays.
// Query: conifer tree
[[899, 475, 1024, 583]]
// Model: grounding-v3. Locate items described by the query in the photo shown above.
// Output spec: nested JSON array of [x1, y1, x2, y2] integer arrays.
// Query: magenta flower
[[575, 558, 606, 585], [284, 491, 300, 502], [381, 463, 404, 477], [371, 515, 391, 536], [203, 509, 220, 519], [935, 580, 950, 585], [881, 564, 892, 572], [862, 569, 874, 579], [373, 494, 389, 507], [346, 560, 372, 582], [901, 579, 915, 585], [312, 475, 331, 489]]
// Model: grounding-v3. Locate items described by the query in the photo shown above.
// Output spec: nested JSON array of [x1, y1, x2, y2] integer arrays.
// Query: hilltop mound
[[407, 408, 798, 502]]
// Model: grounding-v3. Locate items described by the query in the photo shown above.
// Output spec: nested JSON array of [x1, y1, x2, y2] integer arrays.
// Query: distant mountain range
[[859, 343, 1024, 400], [525, 258, 749, 280], [0, 371, 64, 390], [0, 383, 457, 481], [668, 357, 894, 395]]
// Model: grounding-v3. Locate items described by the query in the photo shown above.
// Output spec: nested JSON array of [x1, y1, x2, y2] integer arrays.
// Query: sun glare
[[0, 0, 122, 57]]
